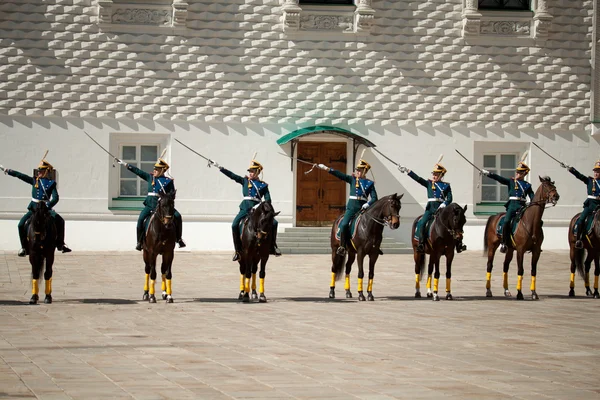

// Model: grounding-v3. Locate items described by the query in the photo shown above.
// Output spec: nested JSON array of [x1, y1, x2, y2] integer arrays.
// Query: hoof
[[433, 293, 440, 301], [345, 290, 352, 299], [594, 290, 600, 299], [162, 292, 167, 300], [504, 290, 512, 298], [166, 295, 173, 303], [358, 292, 366, 301], [251, 290, 258, 300], [531, 291, 539, 300], [149, 294, 157, 303], [367, 292, 374, 301], [242, 292, 250, 303], [415, 291, 421, 298], [426, 291, 433, 298], [516, 291, 524, 300], [238, 291, 245, 300], [29, 294, 39, 305], [259, 294, 267, 303], [329, 288, 335, 299], [486, 289, 493, 298], [568, 288, 575, 297], [586, 287, 593, 297], [446, 293, 453, 300], [142, 291, 149, 301], [44, 295, 52, 304]]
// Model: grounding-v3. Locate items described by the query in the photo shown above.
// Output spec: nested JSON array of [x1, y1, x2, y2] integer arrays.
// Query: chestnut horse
[[568, 211, 600, 298], [483, 176, 559, 300], [142, 190, 177, 303], [27, 201, 57, 304], [329, 193, 402, 301], [411, 203, 468, 301]]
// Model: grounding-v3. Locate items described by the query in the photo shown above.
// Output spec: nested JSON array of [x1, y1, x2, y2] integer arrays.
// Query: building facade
[[0, 0, 599, 251]]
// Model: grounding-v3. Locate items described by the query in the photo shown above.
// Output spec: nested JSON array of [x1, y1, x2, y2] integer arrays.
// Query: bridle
[[366, 198, 400, 227], [434, 205, 465, 240]]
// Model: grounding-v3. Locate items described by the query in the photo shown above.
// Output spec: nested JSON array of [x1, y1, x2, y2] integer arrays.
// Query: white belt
[[148, 192, 159, 196], [588, 195, 600, 200], [243, 196, 260, 202], [349, 196, 367, 201], [31, 198, 41, 203], [509, 196, 525, 201], [428, 198, 443, 202]]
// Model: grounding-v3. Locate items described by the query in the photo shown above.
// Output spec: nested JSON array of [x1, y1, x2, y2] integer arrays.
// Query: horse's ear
[[463, 204, 468, 212], [274, 211, 280, 216], [398, 193, 404, 199]]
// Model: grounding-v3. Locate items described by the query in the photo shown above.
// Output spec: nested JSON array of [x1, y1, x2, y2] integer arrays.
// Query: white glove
[[439, 203, 446, 209], [481, 169, 490, 176], [560, 162, 570, 169], [361, 203, 370, 210], [0, 165, 5, 174], [398, 165, 408, 173], [208, 159, 220, 169], [114, 158, 127, 166], [252, 203, 260, 210], [317, 164, 329, 171], [525, 201, 531, 206]]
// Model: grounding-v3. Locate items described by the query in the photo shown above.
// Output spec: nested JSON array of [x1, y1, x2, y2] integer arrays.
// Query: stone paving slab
[[0, 250, 599, 399]]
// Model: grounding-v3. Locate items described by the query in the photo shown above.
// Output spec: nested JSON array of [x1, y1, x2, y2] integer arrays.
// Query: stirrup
[[499, 244, 507, 253], [177, 239, 186, 248], [336, 246, 346, 256], [17, 248, 27, 257], [232, 252, 240, 261], [135, 242, 143, 251], [61, 245, 72, 253], [272, 247, 282, 257], [575, 240, 583, 249], [416, 243, 425, 253]]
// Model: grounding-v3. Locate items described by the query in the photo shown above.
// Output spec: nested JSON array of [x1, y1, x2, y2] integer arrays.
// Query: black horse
[[142, 190, 177, 303], [27, 201, 57, 304], [238, 201, 280, 303], [411, 203, 467, 301], [329, 193, 403, 301], [568, 211, 600, 298]]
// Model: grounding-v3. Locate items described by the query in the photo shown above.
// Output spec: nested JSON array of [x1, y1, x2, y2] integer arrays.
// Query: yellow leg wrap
[[433, 278, 439, 293], [585, 272, 590, 287], [415, 274, 420, 289], [161, 274, 166, 291], [330, 272, 336, 288], [357, 278, 363, 292], [595, 275, 599, 290], [239, 274, 245, 291], [144, 274, 149, 291], [486, 272, 492, 289], [252, 274, 257, 291], [149, 279, 156, 295], [530, 276, 536, 291], [32, 279, 39, 295], [45, 278, 52, 295], [426, 275, 432, 290], [503, 272, 509, 290], [344, 274, 350, 290], [166, 279, 172, 296], [244, 277, 250, 293], [367, 279, 373, 292], [516, 275, 523, 291], [446, 278, 451, 293], [259, 278, 265, 294], [570, 272, 575, 289]]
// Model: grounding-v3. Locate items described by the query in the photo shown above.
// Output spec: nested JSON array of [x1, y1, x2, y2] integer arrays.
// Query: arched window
[[478, 0, 530, 10]]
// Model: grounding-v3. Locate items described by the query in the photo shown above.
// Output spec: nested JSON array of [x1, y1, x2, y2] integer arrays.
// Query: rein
[[512, 183, 557, 245], [363, 200, 399, 227], [433, 207, 462, 238]]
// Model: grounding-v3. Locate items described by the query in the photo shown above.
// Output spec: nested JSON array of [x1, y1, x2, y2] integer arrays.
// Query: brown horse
[[568, 211, 600, 298], [142, 190, 177, 303], [329, 193, 402, 301], [27, 201, 57, 304], [411, 203, 468, 301], [484, 176, 559, 300]]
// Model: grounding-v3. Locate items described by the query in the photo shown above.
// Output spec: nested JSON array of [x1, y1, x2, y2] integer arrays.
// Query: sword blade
[[277, 152, 314, 166], [371, 147, 400, 167], [532, 142, 563, 164], [174, 138, 211, 162], [455, 149, 482, 172], [83, 131, 117, 159]]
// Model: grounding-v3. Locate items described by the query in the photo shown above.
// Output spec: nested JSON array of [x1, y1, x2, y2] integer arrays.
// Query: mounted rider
[[1, 157, 71, 257], [211, 158, 281, 261], [316, 157, 378, 257], [481, 161, 534, 253], [561, 160, 600, 249], [115, 156, 185, 251]]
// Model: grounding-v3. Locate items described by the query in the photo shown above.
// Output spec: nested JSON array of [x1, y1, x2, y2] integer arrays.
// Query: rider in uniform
[[212, 159, 281, 261], [316, 158, 378, 257], [2, 159, 71, 256], [115, 156, 185, 251], [481, 161, 534, 253], [561, 160, 600, 249]]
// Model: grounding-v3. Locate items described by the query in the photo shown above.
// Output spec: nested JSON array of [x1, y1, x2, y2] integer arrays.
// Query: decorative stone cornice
[[98, 0, 188, 30], [282, 0, 302, 32], [282, 0, 375, 34]]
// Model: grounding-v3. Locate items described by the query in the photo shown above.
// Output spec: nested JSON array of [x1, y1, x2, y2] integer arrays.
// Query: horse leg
[[426, 256, 435, 298], [485, 239, 499, 297], [502, 249, 515, 297], [344, 252, 355, 299], [143, 250, 150, 301], [445, 248, 455, 300], [530, 248, 542, 300], [515, 250, 525, 300], [356, 252, 366, 301], [366, 252, 379, 301], [241, 257, 252, 303], [414, 250, 425, 298], [568, 245, 577, 297], [585, 254, 593, 297], [161, 253, 174, 303], [252, 261, 259, 300], [44, 252, 55, 304], [238, 261, 245, 300], [431, 254, 440, 301], [29, 256, 42, 305], [148, 254, 158, 303], [258, 257, 267, 303], [593, 256, 600, 298]]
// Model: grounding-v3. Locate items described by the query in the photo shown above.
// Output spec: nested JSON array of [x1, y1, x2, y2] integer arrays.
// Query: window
[[119, 144, 159, 197], [299, 0, 354, 4], [481, 154, 517, 202], [478, 0, 530, 10]]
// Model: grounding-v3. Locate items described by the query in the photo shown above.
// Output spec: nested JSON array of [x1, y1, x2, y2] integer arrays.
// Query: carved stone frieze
[[112, 8, 171, 25], [480, 20, 530, 35], [97, 1, 188, 29], [300, 14, 353, 32]]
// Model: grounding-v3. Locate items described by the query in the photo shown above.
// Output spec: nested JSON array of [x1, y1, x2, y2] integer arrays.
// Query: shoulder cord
[[249, 179, 263, 201]]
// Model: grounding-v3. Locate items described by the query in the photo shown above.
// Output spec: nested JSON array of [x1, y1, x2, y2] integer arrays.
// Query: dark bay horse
[[568, 211, 600, 298], [329, 193, 402, 301], [411, 203, 467, 301], [142, 190, 177, 303], [238, 201, 280, 303], [484, 176, 559, 300], [27, 201, 57, 304]]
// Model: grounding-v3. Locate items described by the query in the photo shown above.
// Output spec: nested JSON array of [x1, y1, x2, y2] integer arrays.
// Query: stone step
[[280, 247, 414, 255], [277, 236, 402, 243]]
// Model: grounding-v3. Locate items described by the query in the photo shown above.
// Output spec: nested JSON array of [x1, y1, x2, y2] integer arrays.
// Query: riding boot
[[416, 231, 425, 253], [177, 239, 187, 248], [270, 226, 281, 257], [500, 222, 510, 253], [336, 231, 347, 256], [456, 240, 467, 253], [575, 227, 584, 249], [175, 214, 185, 248], [18, 224, 28, 257], [136, 225, 144, 251], [232, 230, 242, 261]]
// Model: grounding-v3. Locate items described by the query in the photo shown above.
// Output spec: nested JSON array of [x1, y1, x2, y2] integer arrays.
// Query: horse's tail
[[483, 215, 494, 255], [574, 247, 586, 279]]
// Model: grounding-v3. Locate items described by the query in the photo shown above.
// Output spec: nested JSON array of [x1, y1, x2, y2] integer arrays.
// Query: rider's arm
[[407, 170, 428, 187], [367, 184, 378, 205], [328, 169, 352, 184], [125, 164, 151, 182], [47, 183, 59, 209], [219, 168, 244, 185], [568, 167, 589, 184], [486, 172, 511, 186], [526, 185, 535, 202], [444, 184, 453, 206], [262, 185, 272, 203], [5, 169, 35, 185]]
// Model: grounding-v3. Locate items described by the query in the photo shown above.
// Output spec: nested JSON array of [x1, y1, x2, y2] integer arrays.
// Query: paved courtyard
[[0, 250, 598, 400]]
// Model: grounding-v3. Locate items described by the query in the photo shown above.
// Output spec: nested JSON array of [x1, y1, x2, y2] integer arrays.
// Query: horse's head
[[537, 176, 559, 206], [30, 201, 51, 246], [156, 190, 176, 226], [251, 202, 280, 241], [378, 193, 403, 230], [439, 203, 468, 241]]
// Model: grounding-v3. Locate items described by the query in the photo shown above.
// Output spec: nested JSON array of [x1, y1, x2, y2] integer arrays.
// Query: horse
[[142, 190, 177, 303], [483, 176, 559, 300], [27, 201, 57, 304], [329, 193, 403, 301], [238, 201, 280, 303], [411, 203, 468, 301], [568, 211, 600, 298]]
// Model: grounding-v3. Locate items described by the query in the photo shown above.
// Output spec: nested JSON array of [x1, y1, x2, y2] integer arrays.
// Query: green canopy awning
[[276, 126, 376, 147]]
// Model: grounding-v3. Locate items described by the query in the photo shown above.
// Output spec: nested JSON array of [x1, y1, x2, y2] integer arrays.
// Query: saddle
[[335, 213, 364, 242], [413, 215, 435, 241], [495, 208, 526, 238], [573, 210, 598, 236], [238, 217, 249, 237]]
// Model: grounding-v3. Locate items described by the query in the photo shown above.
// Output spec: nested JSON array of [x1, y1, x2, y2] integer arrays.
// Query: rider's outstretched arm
[[219, 168, 244, 185], [125, 164, 151, 182], [407, 170, 428, 188], [568, 167, 590, 184], [5, 169, 35, 185]]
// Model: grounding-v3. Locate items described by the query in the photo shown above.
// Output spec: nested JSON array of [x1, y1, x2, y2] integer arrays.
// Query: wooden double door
[[296, 142, 347, 227]]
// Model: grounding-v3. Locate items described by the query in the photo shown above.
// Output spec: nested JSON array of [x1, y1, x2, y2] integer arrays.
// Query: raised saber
[[174, 138, 215, 167], [83, 131, 117, 167], [371, 146, 401, 167], [277, 152, 317, 174], [532, 142, 563, 165], [455, 149, 483, 173]]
